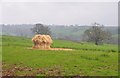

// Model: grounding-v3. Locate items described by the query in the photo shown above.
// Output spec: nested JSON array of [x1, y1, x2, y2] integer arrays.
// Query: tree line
[[31, 22, 112, 45]]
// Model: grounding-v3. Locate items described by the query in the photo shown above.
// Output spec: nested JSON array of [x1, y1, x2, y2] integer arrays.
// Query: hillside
[[2, 35, 118, 76], [1, 24, 118, 43]]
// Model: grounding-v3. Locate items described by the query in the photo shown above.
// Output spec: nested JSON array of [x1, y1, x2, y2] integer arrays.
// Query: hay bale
[[45, 35, 53, 49], [32, 34, 53, 49], [41, 35, 53, 49]]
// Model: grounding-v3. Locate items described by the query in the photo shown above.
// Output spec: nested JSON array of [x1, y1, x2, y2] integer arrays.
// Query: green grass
[[2, 35, 118, 76]]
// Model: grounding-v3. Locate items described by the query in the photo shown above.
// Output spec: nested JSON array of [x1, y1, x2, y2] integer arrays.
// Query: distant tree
[[31, 23, 51, 35], [84, 22, 112, 45]]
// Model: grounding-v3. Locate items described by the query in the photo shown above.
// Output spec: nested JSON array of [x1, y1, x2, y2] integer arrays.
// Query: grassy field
[[2, 35, 118, 76]]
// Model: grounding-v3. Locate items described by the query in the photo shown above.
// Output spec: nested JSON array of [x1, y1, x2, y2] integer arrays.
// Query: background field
[[2, 35, 118, 76]]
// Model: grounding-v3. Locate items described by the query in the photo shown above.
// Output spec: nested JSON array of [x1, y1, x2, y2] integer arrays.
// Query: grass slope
[[2, 35, 118, 76]]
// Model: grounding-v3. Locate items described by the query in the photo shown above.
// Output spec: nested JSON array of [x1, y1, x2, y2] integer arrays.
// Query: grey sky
[[1, 1, 118, 26]]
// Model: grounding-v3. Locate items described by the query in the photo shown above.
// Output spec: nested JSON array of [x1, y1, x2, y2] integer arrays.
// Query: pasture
[[1, 35, 118, 76]]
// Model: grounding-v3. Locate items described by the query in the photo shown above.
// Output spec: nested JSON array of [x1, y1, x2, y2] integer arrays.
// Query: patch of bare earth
[[2, 63, 44, 76], [2, 63, 63, 76]]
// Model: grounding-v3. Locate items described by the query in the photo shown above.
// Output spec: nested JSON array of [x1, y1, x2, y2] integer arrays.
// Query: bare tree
[[84, 23, 112, 45]]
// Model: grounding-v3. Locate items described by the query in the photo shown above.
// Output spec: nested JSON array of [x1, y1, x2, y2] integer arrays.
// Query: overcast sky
[[0, 0, 119, 26]]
